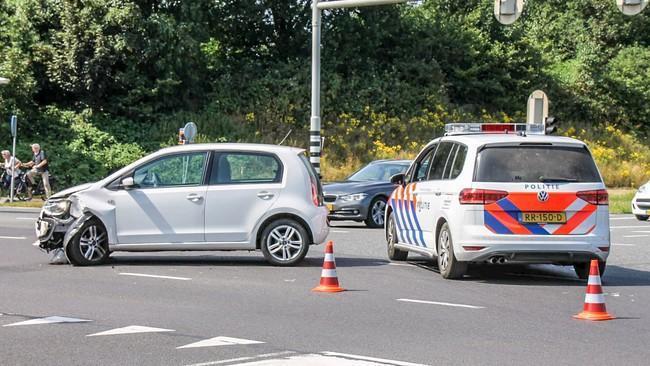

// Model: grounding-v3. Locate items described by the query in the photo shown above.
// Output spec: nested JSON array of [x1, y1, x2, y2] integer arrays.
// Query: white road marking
[[609, 216, 636, 220], [387, 262, 412, 267], [87, 325, 175, 337], [623, 235, 648, 238], [611, 226, 648, 229], [119, 272, 191, 281], [184, 352, 296, 366], [3, 316, 91, 327], [322, 352, 429, 366], [632, 231, 650, 233], [15, 217, 36, 220], [177, 336, 264, 349], [397, 298, 485, 309], [330, 230, 350, 234], [0, 236, 26, 240], [612, 243, 636, 247]]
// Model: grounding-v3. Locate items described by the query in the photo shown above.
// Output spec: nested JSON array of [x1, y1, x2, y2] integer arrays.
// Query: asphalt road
[[1, 208, 650, 365]]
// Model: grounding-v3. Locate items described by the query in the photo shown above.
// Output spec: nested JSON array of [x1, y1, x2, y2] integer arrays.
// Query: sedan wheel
[[365, 197, 387, 228], [261, 219, 309, 266], [67, 219, 109, 266]]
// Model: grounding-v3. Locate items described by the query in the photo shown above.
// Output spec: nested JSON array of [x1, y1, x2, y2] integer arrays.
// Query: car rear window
[[475, 145, 602, 183]]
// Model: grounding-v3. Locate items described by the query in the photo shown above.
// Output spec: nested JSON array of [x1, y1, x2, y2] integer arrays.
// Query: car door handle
[[186, 194, 203, 202], [257, 191, 274, 200]]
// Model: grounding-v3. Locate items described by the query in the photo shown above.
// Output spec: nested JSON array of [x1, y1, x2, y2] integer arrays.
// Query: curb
[[0, 206, 41, 214]]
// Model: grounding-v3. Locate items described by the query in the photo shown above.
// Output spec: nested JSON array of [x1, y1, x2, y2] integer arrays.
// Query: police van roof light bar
[[444, 123, 545, 135]]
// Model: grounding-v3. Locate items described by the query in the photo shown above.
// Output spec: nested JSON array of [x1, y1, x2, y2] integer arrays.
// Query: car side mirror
[[120, 176, 136, 189], [390, 173, 405, 186]]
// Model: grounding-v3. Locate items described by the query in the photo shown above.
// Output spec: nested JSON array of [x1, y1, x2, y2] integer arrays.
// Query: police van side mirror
[[390, 173, 405, 186]]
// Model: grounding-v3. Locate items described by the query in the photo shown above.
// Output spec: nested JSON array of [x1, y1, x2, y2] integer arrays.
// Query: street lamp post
[[310, 0, 407, 175], [0, 77, 15, 203]]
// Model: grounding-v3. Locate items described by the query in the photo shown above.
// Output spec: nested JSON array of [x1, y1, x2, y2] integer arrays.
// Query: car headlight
[[43, 199, 71, 217], [339, 193, 368, 202]]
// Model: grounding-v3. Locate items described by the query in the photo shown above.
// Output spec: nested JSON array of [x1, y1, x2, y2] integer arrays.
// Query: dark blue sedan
[[323, 160, 411, 228]]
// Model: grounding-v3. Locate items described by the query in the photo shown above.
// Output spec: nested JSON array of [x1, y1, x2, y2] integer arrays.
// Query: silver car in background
[[35, 144, 329, 266]]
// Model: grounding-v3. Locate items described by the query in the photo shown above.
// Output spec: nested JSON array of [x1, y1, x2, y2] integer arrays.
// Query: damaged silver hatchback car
[[34, 143, 329, 266]]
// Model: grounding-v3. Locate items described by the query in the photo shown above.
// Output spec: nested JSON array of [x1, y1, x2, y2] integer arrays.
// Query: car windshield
[[475, 145, 602, 183], [347, 162, 409, 182]]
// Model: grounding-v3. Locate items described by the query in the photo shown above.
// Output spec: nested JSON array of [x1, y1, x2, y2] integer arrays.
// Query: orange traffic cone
[[312, 241, 345, 293], [573, 259, 615, 321]]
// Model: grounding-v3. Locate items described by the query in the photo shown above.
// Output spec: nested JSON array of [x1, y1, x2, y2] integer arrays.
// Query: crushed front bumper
[[34, 215, 74, 251]]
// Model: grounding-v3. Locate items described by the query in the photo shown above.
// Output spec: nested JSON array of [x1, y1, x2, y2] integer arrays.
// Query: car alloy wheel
[[79, 224, 108, 262], [366, 197, 388, 228], [438, 229, 450, 271], [266, 225, 304, 262], [386, 213, 408, 261]]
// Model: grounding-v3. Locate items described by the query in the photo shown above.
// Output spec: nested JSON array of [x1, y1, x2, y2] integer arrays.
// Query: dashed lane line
[[397, 298, 485, 309], [612, 243, 636, 247], [611, 226, 649, 229], [3, 316, 91, 327], [0, 236, 27, 240], [330, 230, 350, 233], [623, 235, 648, 238], [119, 272, 191, 281], [15, 217, 36, 220]]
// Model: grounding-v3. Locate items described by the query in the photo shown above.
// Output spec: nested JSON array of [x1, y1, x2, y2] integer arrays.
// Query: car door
[[114, 151, 209, 244], [204, 151, 283, 244], [414, 141, 455, 249], [394, 144, 436, 248]]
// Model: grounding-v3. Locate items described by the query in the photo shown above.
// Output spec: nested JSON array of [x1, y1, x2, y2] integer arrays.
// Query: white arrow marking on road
[[0, 236, 26, 240], [184, 351, 296, 366], [397, 298, 485, 309], [87, 325, 175, 337], [119, 272, 191, 281], [3, 316, 91, 327], [322, 352, 429, 366], [177, 336, 264, 349]]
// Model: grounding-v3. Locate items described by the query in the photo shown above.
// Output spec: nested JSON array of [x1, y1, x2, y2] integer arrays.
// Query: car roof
[[157, 143, 305, 155], [431, 133, 587, 148]]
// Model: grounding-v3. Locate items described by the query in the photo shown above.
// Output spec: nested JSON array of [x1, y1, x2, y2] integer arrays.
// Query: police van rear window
[[474, 145, 601, 183]]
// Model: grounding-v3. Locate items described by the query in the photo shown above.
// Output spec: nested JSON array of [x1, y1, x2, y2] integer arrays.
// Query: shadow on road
[[105, 254, 386, 268]]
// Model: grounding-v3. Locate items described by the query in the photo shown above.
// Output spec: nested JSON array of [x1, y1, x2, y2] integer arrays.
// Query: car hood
[[323, 181, 395, 195], [50, 182, 95, 199]]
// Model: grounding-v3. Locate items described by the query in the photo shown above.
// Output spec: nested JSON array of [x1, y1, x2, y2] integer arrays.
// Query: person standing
[[23, 143, 51, 199], [1, 150, 21, 191]]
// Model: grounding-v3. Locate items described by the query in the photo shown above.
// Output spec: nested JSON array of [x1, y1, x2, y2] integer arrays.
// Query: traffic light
[[500, 0, 516, 15], [624, 0, 642, 5], [544, 116, 559, 135]]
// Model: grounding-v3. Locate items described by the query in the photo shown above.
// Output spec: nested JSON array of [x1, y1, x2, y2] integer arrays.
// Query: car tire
[[386, 212, 408, 261], [573, 261, 606, 280], [437, 222, 467, 279], [365, 196, 388, 228], [67, 219, 109, 266], [635, 215, 649, 221], [261, 218, 309, 266]]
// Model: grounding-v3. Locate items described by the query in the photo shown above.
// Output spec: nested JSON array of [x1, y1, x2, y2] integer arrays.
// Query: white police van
[[385, 123, 610, 280]]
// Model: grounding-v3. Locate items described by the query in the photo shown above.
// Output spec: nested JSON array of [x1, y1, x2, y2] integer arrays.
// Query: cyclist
[[1, 150, 21, 193], [22, 143, 51, 199]]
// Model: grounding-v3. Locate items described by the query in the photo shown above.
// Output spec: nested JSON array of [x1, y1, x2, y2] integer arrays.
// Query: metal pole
[[9, 118, 17, 203], [310, 0, 322, 175]]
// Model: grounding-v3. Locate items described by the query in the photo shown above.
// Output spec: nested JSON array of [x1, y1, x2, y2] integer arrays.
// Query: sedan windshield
[[347, 162, 409, 182]]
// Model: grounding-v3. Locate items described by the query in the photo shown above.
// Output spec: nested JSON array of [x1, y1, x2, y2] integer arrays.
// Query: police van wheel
[[573, 261, 606, 280], [386, 213, 408, 261], [635, 215, 649, 221], [437, 223, 467, 279]]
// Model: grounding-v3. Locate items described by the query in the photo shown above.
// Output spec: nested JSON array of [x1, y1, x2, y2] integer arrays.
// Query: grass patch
[[0, 199, 44, 208], [609, 189, 635, 214]]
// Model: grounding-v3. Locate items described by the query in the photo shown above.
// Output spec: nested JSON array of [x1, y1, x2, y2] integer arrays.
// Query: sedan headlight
[[339, 193, 368, 202], [43, 199, 71, 217]]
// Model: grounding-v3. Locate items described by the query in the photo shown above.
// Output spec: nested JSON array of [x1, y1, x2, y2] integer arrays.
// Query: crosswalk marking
[[3, 316, 91, 327], [177, 336, 264, 349], [87, 325, 175, 337]]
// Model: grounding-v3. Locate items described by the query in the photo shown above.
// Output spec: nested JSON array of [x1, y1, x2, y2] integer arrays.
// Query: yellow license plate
[[520, 212, 567, 224], [326, 204, 333, 212]]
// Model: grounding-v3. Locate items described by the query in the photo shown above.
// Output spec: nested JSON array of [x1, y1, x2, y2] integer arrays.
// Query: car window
[[475, 145, 602, 183], [449, 144, 468, 179], [441, 144, 459, 179], [134, 152, 207, 188], [428, 141, 454, 180], [413, 148, 436, 182], [347, 162, 410, 182], [211, 152, 282, 184]]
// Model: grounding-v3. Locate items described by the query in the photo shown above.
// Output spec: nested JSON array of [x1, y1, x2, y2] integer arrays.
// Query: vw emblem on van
[[537, 191, 549, 202]]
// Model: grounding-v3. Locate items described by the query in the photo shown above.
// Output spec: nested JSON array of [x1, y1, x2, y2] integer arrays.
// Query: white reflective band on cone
[[320, 269, 338, 278], [325, 253, 335, 262], [584, 293, 605, 304], [588, 275, 602, 285]]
